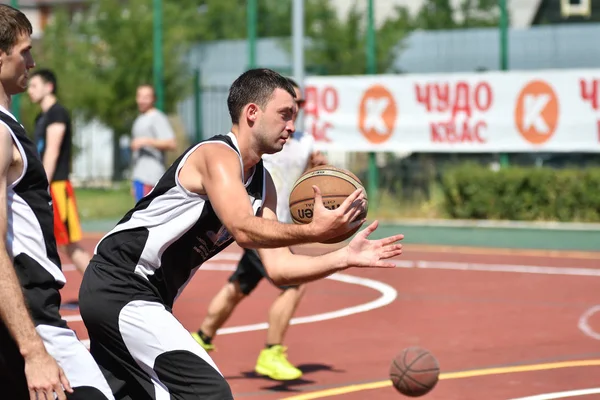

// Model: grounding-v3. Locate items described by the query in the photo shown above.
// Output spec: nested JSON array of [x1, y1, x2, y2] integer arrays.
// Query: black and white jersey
[[1, 106, 65, 289], [93, 133, 265, 307], [2, 105, 67, 328]]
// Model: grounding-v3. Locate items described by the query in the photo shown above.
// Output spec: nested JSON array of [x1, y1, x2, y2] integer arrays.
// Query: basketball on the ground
[[288, 165, 368, 244], [389, 347, 440, 397]]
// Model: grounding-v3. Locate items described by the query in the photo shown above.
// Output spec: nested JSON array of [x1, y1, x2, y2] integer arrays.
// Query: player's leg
[[36, 324, 115, 399], [0, 320, 29, 399], [50, 180, 90, 275], [93, 299, 233, 399], [249, 250, 305, 381], [121, 300, 232, 399], [266, 284, 307, 345], [80, 263, 232, 399], [21, 280, 114, 399], [193, 248, 263, 350]]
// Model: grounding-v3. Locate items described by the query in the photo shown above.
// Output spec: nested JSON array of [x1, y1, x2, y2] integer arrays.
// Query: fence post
[[499, 0, 509, 167], [153, 0, 164, 111], [193, 69, 202, 144], [247, 0, 257, 69], [366, 0, 379, 210], [10, 0, 20, 121]]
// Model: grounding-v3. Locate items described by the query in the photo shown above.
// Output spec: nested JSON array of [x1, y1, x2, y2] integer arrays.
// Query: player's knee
[[282, 284, 306, 299], [296, 284, 307, 297], [227, 281, 249, 301], [154, 350, 234, 399], [209, 375, 234, 400]]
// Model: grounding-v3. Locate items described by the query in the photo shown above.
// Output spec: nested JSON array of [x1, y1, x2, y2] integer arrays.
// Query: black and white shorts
[[0, 283, 114, 400], [79, 262, 233, 400]]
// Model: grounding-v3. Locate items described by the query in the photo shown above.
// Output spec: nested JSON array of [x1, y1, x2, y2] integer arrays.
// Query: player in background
[[129, 84, 176, 202], [0, 5, 114, 399], [78, 68, 403, 399], [27, 68, 91, 275], [192, 78, 328, 381]]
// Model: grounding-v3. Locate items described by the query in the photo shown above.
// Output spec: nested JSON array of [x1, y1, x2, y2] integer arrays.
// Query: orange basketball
[[389, 347, 440, 397], [288, 165, 367, 244]]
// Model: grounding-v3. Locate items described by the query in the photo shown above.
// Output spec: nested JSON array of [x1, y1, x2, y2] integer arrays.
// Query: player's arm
[[257, 171, 403, 286], [41, 122, 65, 182], [0, 127, 72, 399], [179, 143, 366, 248]]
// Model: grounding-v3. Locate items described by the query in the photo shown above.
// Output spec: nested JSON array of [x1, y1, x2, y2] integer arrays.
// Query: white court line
[[394, 260, 600, 277], [578, 305, 600, 341], [509, 387, 600, 399], [63, 255, 600, 277]]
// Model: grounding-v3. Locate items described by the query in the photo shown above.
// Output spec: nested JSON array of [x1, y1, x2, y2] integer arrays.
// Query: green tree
[[177, 0, 292, 40], [416, 0, 500, 30], [25, 0, 197, 137], [179, 0, 413, 75], [289, 1, 413, 75]]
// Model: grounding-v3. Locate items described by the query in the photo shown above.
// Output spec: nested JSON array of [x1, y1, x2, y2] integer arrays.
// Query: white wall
[[71, 118, 114, 185]]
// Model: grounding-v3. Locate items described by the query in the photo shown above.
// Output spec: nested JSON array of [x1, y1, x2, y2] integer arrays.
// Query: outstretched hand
[[309, 185, 367, 242], [345, 220, 403, 268]]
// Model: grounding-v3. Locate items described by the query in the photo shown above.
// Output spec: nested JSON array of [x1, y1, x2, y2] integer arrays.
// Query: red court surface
[[58, 235, 600, 400]]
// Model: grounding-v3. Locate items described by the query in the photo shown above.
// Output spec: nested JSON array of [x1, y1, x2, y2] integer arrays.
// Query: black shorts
[[79, 262, 233, 400], [0, 284, 114, 400], [228, 248, 299, 295]]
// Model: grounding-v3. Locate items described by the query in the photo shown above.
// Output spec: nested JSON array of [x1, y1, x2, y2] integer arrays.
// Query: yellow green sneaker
[[191, 332, 215, 352], [255, 345, 302, 381]]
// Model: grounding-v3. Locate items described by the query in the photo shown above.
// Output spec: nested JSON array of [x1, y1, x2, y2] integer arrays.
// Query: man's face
[[136, 86, 155, 113], [0, 33, 34, 96], [27, 75, 51, 104], [252, 88, 297, 154]]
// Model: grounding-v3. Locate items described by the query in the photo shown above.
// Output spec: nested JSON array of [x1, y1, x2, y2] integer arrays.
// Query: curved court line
[[72, 258, 397, 346], [282, 360, 600, 400], [508, 387, 600, 400], [578, 305, 600, 341], [213, 268, 398, 335]]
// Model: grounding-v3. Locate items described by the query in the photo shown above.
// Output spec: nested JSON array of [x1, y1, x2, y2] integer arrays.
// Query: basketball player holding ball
[[192, 78, 328, 381], [78, 69, 403, 399]]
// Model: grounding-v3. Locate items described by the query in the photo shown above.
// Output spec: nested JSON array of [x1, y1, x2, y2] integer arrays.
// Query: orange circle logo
[[514, 80, 559, 145], [358, 85, 397, 144]]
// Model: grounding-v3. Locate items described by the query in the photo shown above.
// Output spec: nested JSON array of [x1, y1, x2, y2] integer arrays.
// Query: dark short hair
[[0, 5, 32, 54], [227, 68, 296, 124], [30, 68, 58, 94]]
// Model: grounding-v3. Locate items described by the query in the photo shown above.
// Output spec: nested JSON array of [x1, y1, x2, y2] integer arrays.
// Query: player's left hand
[[345, 220, 403, 268]]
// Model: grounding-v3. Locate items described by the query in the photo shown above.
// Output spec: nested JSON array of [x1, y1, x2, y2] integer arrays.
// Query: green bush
[[441, 163, 600, 222]]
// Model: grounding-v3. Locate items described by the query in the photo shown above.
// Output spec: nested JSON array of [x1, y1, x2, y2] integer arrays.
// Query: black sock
[[197, 330, 212, 344], [266, 343, 279, 349]]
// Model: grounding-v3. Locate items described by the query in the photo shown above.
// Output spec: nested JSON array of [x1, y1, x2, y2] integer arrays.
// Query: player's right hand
[[24, 348, 73, 400], [309, 185, 366, 241]]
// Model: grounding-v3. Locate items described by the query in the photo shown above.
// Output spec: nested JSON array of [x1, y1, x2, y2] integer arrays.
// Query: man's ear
[[245, 103, 259, 123]]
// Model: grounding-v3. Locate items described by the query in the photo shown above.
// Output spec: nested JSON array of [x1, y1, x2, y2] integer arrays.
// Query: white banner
[[303, 69, 600, 152]]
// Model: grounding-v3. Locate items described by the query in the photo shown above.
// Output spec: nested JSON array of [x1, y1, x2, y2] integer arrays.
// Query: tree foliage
[[24, 0, 196, 135], [416, 0, 500, 30]]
